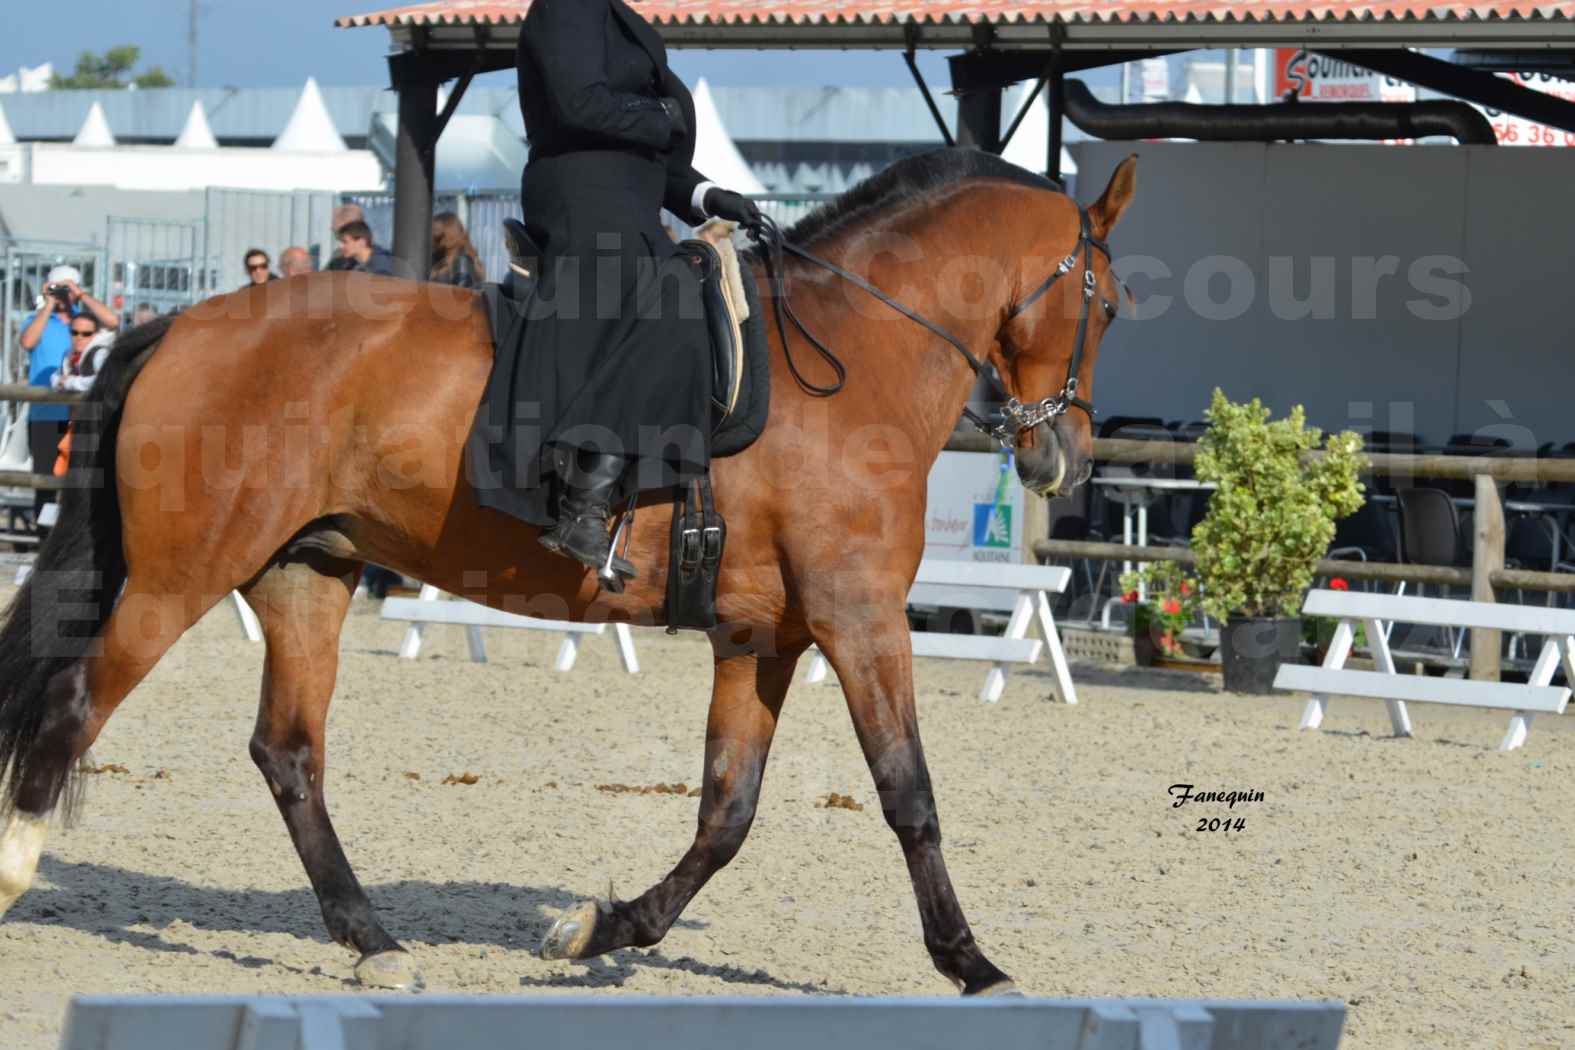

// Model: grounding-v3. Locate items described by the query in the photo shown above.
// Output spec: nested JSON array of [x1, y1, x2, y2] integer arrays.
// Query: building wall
[[1071, 141, 1575, 449]]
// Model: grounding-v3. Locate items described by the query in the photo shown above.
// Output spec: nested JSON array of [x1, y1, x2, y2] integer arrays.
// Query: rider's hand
[[703, 188, 763, 229]]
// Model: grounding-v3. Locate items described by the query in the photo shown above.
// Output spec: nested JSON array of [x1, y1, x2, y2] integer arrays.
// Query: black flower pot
[[1219, 616, 1300, 694]]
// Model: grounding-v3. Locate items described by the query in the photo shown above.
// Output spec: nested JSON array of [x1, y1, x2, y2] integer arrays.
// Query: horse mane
[[758, 147, 1064, 254]]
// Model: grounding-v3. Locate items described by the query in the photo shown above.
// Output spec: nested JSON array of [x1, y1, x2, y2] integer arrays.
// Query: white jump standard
[[1275, 589, 1574, 751]]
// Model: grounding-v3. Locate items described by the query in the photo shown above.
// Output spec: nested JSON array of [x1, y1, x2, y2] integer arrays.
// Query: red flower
[[1179, 581, 1193, 596], [1330, 578, 1350, 591], [1162, 598, 1182, 616], [1122, 591, 1139, 603]]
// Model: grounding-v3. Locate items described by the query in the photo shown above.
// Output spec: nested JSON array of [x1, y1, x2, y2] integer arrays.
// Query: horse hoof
[[539, 900, 600, 961], [354, 949, 421, 990], [974, 979, 1024, 998], [0, 814, 47, 916]]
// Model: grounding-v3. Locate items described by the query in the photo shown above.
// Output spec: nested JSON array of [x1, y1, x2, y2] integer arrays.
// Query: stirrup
[[598, 494, 640, 593]]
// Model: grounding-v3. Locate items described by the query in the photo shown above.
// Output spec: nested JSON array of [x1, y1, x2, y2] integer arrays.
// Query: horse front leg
[[242, 556, 415, 989], [814, 592, 1016, 996], [540, 641, 806, 961]]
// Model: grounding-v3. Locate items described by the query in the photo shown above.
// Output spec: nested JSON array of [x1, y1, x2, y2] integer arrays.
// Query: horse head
[[995, 155, 1137, 497]]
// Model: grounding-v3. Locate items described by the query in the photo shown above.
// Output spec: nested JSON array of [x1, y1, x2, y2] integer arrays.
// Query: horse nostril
[[1075, 460, 1094, 486]]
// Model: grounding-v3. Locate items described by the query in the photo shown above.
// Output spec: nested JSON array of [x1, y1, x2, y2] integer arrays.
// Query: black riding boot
[[539, 452, 638, 588]]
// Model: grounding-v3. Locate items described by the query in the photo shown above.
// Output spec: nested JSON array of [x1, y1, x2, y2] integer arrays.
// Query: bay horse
[[0, 148, 1135, 994]]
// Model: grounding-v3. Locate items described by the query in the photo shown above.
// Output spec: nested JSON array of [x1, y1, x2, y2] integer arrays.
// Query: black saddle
[[673, 238, 745, 431], [492, 219, 769, 457]]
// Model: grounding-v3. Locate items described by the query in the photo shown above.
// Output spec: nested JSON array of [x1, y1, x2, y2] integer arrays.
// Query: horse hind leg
[[240, 553, 416, 989], [0, 579, 211, 914], [540, 643, 806, 961]]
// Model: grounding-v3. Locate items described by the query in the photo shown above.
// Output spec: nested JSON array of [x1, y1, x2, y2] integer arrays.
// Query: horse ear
[[1089, 154, 1138, 238]]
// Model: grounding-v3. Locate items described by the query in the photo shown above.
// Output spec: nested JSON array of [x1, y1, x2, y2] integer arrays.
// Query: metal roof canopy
[[337, 1, 1575, 274], [339, 2, 1575, 50]]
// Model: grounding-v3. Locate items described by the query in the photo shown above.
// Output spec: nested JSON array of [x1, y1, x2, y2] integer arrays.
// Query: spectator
[[131, 303, 158, 326], [52, 323, 113, 394], [18, 265, 118, 527], [335, 221, 396, 277], [279, 246, 313, 278], [242, 248, 276, 288], [431, 211, 485, 288], [326, 203, 366, 271]]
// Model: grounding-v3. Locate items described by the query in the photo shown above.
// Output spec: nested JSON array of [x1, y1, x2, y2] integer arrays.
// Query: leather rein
[[747, 206, 1112, 446]]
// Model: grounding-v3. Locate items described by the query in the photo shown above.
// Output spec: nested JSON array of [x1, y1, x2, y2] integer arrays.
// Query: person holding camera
[[18, 265, 119, 525]]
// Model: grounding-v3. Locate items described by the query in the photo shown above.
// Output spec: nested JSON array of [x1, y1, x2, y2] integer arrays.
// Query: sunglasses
[[71, 329, 96, 338], [248, 262, 270, 272]]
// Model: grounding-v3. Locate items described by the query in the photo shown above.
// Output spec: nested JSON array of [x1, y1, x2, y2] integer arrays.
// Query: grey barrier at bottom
[[60, 995, 1345, 1050]]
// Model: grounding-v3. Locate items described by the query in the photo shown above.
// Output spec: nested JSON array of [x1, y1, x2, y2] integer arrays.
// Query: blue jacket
[[24, 308, 76, 423]]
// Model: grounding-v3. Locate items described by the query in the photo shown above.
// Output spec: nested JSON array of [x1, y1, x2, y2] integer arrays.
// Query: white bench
[[58, 994, 1347, 1050], [1275, 589, 1575, 751], [806, 560, 1076, 704], [382, 584, 639, 673]]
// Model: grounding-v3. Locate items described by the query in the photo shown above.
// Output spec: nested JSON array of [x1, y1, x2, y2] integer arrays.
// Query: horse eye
[[1102, 299, 1118, 321]]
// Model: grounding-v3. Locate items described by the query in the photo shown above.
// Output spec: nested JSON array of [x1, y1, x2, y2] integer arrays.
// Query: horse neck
[[804, 202, 1022, 461]]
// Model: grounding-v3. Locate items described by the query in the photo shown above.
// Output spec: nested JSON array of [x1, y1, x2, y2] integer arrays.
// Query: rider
[[501, 0, 761, 582]]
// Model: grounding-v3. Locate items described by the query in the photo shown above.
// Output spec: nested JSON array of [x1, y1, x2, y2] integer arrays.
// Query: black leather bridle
[[997, 206, 1112, 434], [748, 204, 1114, 447]]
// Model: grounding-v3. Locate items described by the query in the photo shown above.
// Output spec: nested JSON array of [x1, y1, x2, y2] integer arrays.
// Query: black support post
[[1048, 62, 1066, 182], [392, 65, 439, 280], [948, 51, 1003, 151]]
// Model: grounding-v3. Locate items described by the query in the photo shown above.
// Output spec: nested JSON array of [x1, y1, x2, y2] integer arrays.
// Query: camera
[[45, 283, 73, 306]]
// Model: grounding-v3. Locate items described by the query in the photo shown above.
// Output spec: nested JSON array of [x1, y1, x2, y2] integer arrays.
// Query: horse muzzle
[[1014, 424, 1068, 497], [1014, 422, 1093, 497]]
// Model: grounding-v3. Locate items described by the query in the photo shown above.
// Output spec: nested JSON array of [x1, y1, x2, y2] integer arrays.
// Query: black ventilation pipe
[[1062, 79, 1496, 146]]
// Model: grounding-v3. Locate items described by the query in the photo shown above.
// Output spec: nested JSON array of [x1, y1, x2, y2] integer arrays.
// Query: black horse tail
[[0, 315, 173, 819]]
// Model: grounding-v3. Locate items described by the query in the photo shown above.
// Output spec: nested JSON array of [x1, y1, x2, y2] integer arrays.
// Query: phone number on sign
[[1492, 123, 1575, 146]]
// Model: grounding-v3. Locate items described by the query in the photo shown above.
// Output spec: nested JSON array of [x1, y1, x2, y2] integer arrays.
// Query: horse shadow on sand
[[8, 857, 836, 994]]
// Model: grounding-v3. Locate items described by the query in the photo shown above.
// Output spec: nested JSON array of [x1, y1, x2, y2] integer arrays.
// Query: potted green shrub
[[1190, 390, 1367, 693]]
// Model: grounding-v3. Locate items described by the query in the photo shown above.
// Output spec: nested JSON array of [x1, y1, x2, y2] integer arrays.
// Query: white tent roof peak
[[272, 77, 346, 152], [1001, 83, 1076, 178], [0, 102, 14, 146], [174, 99, 218, 149], [73, 101, 117, 147], [690, 77, 766, 196]]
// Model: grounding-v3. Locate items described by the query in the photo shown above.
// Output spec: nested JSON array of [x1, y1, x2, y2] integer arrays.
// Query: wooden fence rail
[[1033, 540, 1575, 595], [945, 432, 1575, 484], [0, 384, 82, 406]]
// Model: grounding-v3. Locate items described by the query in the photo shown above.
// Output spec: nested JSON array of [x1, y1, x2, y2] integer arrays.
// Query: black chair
[[1330, 500, 1399, 566], [1397, 486, 1467, 657], [1362, 431, 1426, 496], [1397, 487, 1465, 567], [1098, 415, 1165, 439], [1506, 515, 1575, 579], [1446, 433, 1512, 450]]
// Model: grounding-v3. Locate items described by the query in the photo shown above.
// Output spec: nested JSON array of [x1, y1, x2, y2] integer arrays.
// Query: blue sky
[[1, 0, 982, 90]]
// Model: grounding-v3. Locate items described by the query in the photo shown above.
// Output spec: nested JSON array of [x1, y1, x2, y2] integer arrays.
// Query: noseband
[[748, 203, 1112, 450]]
